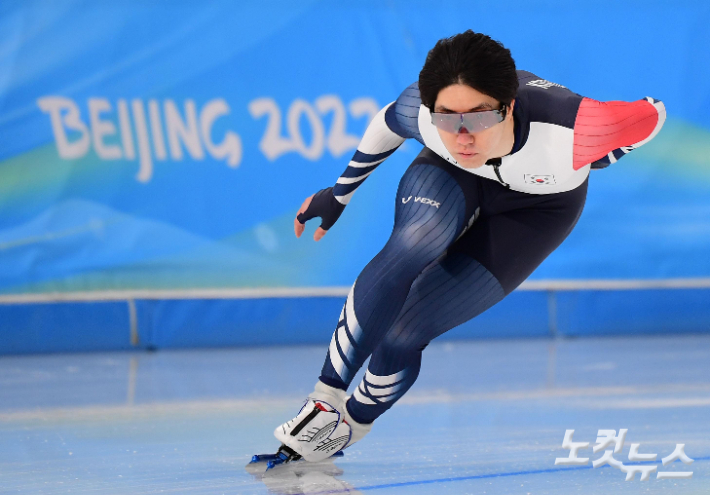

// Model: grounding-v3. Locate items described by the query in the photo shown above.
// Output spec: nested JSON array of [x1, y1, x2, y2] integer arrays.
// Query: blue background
[[1, 0, 709, 354]]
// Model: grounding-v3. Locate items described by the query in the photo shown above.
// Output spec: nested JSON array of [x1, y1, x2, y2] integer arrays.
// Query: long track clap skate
[[250, 397, 351, 471]]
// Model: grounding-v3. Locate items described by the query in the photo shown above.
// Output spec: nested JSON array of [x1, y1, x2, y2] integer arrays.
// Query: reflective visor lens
[[431, 109, 505, 133]]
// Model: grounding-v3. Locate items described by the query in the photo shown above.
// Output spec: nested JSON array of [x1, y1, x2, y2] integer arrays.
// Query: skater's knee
[[378, 328, 430, 358]]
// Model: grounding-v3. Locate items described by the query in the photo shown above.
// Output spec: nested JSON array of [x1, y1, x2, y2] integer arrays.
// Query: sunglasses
[[431, 107, 506, 134]]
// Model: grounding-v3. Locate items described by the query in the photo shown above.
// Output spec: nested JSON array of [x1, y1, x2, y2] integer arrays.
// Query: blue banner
[[1, 0, 709, 298]]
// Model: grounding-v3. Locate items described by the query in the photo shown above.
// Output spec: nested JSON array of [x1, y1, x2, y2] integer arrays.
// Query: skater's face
[[433, 84, 515, 169]]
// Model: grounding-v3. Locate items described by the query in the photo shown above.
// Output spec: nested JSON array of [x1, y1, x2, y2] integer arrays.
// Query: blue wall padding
[[0, 302, 132, 355], [135, 297, 346, 348], [556, 289, 710, 337], [2, 289, 708, 355]]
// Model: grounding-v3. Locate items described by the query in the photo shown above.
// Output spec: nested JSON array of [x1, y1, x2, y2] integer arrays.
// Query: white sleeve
[[332, 102, 405, 205]]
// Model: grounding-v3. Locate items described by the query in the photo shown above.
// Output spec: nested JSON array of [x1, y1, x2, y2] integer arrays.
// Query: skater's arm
[[573, 96, 666, 170], [331, 101, 413, 204], [295, 83, 424, 241], [332, 82, 423, 205]]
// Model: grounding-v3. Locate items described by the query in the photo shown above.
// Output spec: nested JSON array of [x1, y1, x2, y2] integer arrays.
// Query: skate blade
[[245, 454, 302, 475], [249, 453, 280, 463], [245, 450, 344, 473]]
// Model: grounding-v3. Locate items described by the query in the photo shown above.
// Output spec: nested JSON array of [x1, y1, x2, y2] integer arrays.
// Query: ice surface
[[1, 336, 709, 494]]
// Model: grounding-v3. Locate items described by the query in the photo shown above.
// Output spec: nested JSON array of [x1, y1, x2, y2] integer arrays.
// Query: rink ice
[[1, 335, 709, 494]]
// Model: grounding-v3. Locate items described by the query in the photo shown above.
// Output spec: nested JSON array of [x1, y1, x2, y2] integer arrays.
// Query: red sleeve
[[573, 97, 661, 170]]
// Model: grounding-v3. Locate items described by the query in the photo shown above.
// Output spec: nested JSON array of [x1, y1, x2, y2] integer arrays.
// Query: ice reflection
[[245, 458, 363, 494]]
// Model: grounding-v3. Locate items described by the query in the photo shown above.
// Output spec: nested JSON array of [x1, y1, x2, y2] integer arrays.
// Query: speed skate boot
[[249, 381, 372, 470]]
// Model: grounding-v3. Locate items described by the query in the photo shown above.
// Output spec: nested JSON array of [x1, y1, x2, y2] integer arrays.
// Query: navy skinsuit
[[303, 71, 665, 424]]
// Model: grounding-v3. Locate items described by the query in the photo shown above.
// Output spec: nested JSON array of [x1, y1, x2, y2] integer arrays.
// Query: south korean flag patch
[[524, 174, 556, 185]]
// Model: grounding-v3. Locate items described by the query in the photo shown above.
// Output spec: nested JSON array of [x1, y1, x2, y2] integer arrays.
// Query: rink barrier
[[1, 278, 710, 355]]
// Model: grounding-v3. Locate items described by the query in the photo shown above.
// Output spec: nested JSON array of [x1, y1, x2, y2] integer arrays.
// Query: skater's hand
[[295, 194, 327, 241], [294, 187, 346, 241]]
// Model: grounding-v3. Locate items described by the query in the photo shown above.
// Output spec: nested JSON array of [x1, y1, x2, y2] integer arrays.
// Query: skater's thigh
[[381, 250, 506, 352], [451, 180, 588, 294], [389, 148, 480, 249]]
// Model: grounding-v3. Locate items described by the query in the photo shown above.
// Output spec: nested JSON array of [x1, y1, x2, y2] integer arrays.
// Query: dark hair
[[418, 30, 518, 112]]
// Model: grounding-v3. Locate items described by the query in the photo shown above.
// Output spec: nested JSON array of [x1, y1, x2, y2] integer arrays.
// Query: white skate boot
[[250, 381, 372, 470]]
